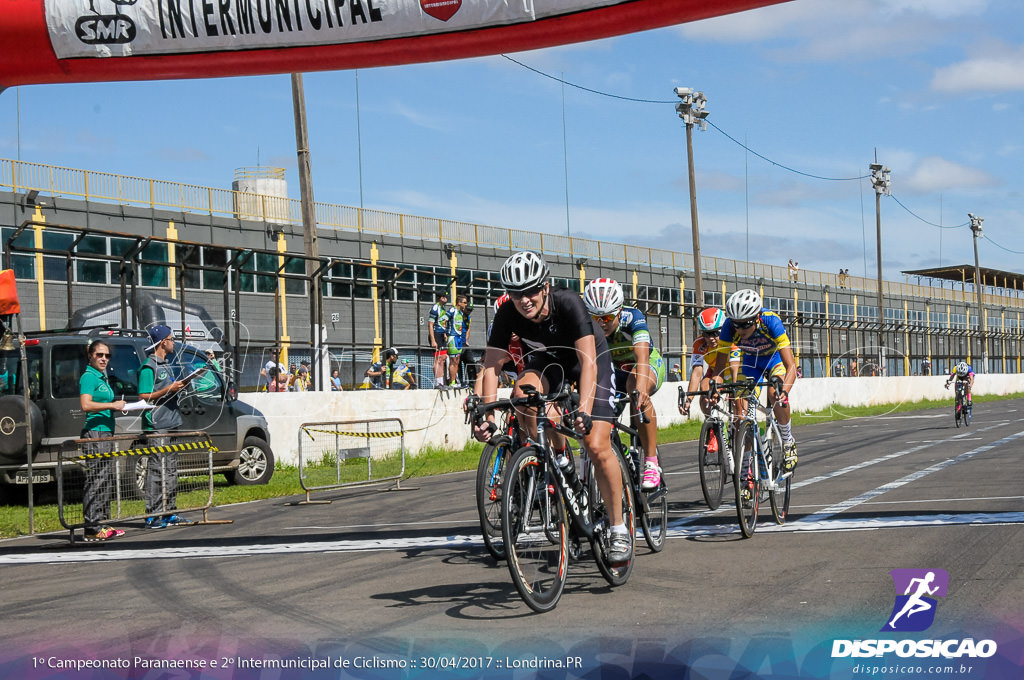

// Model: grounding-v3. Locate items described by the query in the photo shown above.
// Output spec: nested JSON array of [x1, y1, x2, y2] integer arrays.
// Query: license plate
[[15, 470, 53, 484]]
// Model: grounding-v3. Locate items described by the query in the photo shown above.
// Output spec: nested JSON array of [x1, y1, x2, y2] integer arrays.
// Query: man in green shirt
[[138, 325, 188, 529]]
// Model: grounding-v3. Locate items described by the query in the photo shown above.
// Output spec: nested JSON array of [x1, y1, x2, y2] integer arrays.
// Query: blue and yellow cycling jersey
[[716, 308, 791, 380], [605, 307, 654, 367], [429, 303, 447, 334]]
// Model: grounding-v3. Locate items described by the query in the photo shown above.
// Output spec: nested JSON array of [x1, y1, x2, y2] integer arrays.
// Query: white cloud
[[931, 47, 1024, 93], [901, 156, 996, 193]]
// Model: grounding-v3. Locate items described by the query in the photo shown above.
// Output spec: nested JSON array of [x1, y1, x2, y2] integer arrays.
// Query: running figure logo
[[882, 568, 949, 632]]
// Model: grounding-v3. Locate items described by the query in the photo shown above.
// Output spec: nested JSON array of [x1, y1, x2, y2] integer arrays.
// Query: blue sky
[[1, 0, 1022, 282]]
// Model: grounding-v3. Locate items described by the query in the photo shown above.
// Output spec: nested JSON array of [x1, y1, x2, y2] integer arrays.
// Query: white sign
[[44, 0, 625, 59]]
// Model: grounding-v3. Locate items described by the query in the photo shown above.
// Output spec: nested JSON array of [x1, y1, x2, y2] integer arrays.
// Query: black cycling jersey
[[488, 285, 616, 421], [488, 286, 608, 368]]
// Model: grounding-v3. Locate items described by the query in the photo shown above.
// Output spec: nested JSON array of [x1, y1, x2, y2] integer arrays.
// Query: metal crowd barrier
[[295, 418, 410, 504], [57, 430, 224, 544]]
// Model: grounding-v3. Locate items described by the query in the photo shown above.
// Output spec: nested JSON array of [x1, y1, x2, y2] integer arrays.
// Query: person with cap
[[391, 358, 417, 390], [365, 347, 398, 389], [137, 324, 192, 529], [668, 363, 683, 382]]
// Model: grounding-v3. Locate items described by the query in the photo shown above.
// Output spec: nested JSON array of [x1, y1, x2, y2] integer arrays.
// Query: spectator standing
[[293, 361, 311, 391], [446, 294, 472, 387], [138, 324, 191, 529], [428, 292, 450, 388], [79, 339, 127, 542], [261, 355, 286, 391], [922, 358, 932, 376], [668, 363, 683, 382], [365, 347, 398, 389], [330, 369, 343, 391], [391, 358, 417, 390]]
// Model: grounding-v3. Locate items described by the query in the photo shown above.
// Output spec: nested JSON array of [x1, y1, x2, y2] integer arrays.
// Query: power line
[[889, 194, 970, 230], [983, 234, 1024, 255], [500, 55, 674, 104]]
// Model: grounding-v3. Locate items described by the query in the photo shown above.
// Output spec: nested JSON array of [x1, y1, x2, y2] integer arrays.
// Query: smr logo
[[75, 0, 137, 45], [881, 568, 949, 632]]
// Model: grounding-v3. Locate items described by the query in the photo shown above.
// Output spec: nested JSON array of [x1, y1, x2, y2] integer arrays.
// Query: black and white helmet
[[726, 288, 763, 321], [583, 278, 624, 316], [955, 361, 970, 377], [500, 251, 549, 292]]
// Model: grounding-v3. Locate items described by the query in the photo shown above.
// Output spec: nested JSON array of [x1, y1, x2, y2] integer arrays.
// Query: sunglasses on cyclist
[[733, 319, 757, 329], [701, 330, 720, 338], [93, 352, 111, 358], [508, 285, 545, 300], [592, 313, 618, 324]]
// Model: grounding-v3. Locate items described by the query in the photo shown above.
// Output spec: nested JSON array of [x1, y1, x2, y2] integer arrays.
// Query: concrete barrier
[[241, 375, 1024, 466]]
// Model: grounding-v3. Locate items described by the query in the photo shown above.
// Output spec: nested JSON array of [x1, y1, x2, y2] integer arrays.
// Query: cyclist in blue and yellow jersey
[[944, 361, 974, 407], [583, 278, 667, 491], [446, 294, 472, 388], [391, 358, 418, 390], [711, 289, 799, 479], [428, 292, 449, 388]]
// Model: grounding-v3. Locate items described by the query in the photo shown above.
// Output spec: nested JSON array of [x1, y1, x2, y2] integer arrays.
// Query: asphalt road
[[2, 399, 1022, 679]]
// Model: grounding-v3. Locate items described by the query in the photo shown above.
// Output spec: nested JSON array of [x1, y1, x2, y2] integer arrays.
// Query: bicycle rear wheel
[[765, 425, 791, 525], [640, 446, 668, 552], [501, 446, 568, 613], [698, 419, 725, 510], [733, 421, 760, 538], [476, 435, 511, 561], [589, 451, 636, 586]]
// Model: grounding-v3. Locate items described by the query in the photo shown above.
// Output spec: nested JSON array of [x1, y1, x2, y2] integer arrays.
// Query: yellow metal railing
[[3, 157, 1021, 310]]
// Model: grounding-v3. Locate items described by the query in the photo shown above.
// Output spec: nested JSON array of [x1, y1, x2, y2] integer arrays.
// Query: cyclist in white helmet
[[944, 361, 974, 407], [583, 277, 667, 490], [474, 252, 632, 564], [710, 289, 799, 490]]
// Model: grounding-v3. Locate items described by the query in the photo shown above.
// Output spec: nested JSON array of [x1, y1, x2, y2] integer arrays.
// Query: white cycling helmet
[[696, 307, 726, 333], [725, 288, 763, 321], [500, 251, 549, 292], [955, 361, 969, 376], [583, 278, 624, 316]]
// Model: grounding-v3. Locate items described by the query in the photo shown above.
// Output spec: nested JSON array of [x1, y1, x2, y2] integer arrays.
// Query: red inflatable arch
[[1, 0, 788, 87]]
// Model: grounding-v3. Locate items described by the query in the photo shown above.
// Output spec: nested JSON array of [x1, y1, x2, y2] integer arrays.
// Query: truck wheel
[[229, 437, 274, 485]]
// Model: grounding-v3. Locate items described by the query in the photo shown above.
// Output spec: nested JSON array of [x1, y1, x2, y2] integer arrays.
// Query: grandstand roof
[[901, 264, 1024, 292]]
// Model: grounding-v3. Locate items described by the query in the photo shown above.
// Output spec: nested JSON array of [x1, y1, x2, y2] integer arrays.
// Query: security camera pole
[[870, 159, 891, 374], [675, 88, 708, 310], [969, 213, 985, 372]]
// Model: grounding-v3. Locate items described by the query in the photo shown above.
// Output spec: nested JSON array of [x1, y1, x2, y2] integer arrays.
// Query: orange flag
[[0, 269, 20, 315]]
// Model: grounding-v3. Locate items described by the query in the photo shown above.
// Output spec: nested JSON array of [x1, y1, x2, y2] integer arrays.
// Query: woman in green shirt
[[79, 340, 127, 542]]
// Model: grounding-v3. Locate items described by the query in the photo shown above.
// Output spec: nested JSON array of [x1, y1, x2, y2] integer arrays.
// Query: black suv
[[0, 329, 274, 487]]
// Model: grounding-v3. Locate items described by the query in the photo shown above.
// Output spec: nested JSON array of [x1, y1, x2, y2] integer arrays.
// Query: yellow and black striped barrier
[[302, 427, 402, 439], [73, 439, 218, 462]]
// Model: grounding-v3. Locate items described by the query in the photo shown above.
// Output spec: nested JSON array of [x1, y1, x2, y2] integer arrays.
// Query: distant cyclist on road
[[473, 251, 631, 563], [583, 277, 666, 490], [944, 361, 974, 409], [711, 289, 799, 485]]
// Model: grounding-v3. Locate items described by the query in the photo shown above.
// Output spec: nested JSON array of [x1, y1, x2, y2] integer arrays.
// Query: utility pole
[[969, 213, 985, 372], [291, 73, 323, 388], [675, 87, 709, 309], [870, 159, 891, 374]]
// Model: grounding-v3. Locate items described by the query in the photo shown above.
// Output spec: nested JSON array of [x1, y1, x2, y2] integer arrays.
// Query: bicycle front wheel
[[733, 421, 760, 538], [765, 424, 791, 525], [589, 450, 636, 586], [965, 403, 972, 426], [501, 446, 568, 613], [698, 419, 725, 510], [640, 446, 668, 553], [476, 435, 511, 561]]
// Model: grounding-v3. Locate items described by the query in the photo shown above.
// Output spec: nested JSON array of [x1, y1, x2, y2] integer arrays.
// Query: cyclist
[[679, 307, 737, 418], [583, 278, 666, 490], [944, 361, 974, 409], [473, 251, 631, 563], [391, 358, 417, 390], [711, 289, 799, 482], [428, 292, 449, 388]]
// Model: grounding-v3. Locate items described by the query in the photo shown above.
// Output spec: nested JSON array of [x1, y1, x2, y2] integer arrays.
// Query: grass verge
[[2, 392, 1020, 539]]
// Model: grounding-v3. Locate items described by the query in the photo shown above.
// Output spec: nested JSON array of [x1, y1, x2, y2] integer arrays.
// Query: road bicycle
[[730, 376, 793, 538], [470, 385, 635, 613], [950, 381, 972, 428], [465, 395, 522, 561], [609, 391, 667, 552], [680, 382, 739, 510]]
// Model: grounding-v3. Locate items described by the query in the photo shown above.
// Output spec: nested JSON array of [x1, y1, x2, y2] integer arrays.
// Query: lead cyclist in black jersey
[[472, 251, 632, 564]]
